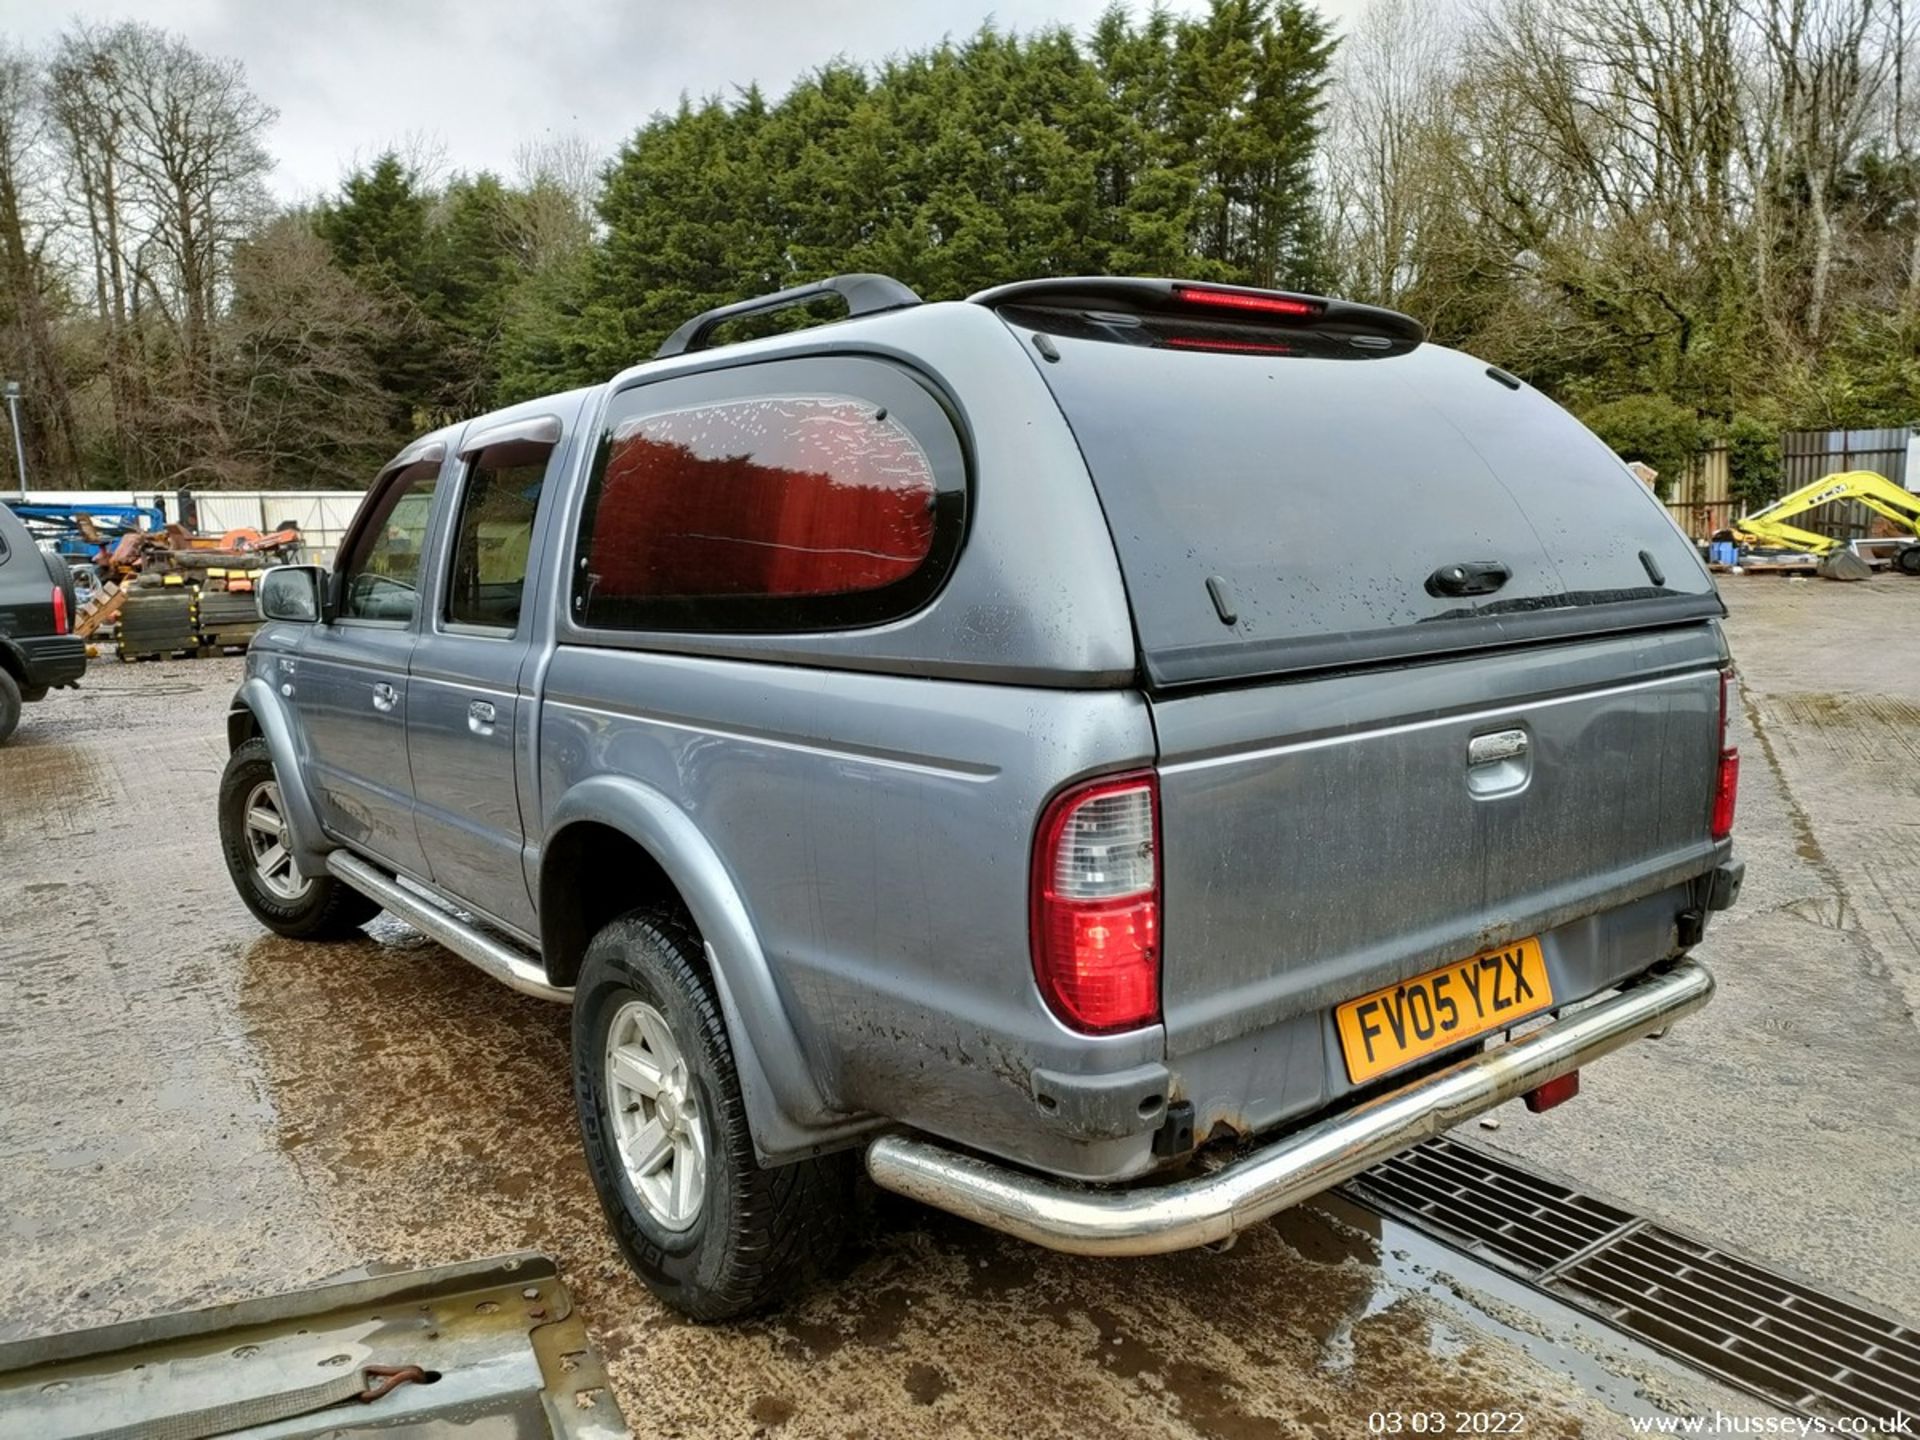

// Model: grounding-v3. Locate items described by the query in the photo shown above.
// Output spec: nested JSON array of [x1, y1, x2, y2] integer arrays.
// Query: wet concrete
[[1478, 577, 1920, 1315], [0, 592, 1892, 1436]]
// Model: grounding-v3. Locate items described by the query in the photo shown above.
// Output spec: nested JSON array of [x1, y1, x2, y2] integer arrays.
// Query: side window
[[338, 463, 439, 622], [445, 438, 552, 632], [572, 357, 965, 633]]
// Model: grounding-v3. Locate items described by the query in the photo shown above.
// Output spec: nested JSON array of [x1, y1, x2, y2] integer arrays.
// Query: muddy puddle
[[228, 923, 1734, 1438]]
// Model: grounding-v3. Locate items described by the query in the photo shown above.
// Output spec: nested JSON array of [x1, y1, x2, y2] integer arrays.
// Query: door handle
[[372, 682, 398, 713], [467, 699, 497, 735]]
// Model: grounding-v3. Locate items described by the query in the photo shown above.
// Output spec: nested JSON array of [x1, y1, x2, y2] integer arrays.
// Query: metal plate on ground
[[0, 1252, 628, 1440], [1344, 1137, 1920, 1425]]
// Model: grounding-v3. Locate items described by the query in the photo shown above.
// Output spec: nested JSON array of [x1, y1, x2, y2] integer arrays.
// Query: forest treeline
[[0, 0, 1915, 499]]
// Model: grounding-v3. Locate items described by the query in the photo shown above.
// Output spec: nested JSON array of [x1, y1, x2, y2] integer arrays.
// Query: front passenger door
[[296, 453, 442, 879]]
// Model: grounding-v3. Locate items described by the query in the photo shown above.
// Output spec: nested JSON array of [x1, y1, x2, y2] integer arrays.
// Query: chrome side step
[[326, 851, 571, 1004]]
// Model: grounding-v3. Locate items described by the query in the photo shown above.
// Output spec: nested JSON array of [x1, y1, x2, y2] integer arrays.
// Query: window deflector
[[459, 414, 562, 457]]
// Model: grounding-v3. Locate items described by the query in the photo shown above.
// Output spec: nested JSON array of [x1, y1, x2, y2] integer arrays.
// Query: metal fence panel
[[1666, 443, 1733, 539]]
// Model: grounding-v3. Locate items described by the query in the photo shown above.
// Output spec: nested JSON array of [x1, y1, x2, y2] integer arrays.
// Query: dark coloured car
[[0, 501, 85, 745]]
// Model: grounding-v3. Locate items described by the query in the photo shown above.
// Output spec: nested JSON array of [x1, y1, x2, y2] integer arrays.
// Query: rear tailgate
[[996, 286, 1729, 1081], [1151, 627, 1724, 1057]]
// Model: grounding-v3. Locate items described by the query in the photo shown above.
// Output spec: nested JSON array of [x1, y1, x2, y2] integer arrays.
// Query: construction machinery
[[10, 497, 309, 654], [1732, 470, 1920, 580], [9, 502, 165, 567], [111, 535, 305, 659]]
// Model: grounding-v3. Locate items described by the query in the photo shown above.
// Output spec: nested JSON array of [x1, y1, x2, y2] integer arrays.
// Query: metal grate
[[1344, 1138, 1920, 1424]]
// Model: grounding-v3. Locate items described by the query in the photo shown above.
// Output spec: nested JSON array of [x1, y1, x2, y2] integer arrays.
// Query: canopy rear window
[[1003, 307, 1720, 687]]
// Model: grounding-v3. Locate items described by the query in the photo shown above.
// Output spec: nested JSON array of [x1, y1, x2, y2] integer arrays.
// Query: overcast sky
[[0, 0, 1365, 204]]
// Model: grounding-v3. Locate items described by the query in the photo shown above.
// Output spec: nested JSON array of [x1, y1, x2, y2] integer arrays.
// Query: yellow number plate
[[1335, 938, 1553, 1085]]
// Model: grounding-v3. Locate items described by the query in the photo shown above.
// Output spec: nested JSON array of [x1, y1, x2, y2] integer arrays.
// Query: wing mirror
[[257, 564, 331, 624]]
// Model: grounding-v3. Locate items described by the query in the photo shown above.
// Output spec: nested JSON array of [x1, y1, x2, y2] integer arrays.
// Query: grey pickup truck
[[218, 274, 1742, 1320]]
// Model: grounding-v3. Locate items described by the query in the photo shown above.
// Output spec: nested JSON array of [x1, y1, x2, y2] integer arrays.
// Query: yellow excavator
[[1732, 470, 1920, 580]]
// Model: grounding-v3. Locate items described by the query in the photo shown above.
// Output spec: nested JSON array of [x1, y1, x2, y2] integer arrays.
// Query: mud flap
[[0, 1252, 628, 1440]]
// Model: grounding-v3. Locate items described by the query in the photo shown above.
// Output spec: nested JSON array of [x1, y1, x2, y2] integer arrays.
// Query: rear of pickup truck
[[0, 505, 86, 744], [867, 282, 1738, 1252]]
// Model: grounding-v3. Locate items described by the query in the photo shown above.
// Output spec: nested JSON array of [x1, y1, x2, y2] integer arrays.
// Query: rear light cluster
[[51, 584, 68, 636], [1031, 771, 1161, 1034], [1712, 669, 1739, 841]]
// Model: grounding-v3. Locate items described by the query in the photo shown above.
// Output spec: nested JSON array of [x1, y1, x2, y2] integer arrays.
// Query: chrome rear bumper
[[865, 960, 1712, 1256]]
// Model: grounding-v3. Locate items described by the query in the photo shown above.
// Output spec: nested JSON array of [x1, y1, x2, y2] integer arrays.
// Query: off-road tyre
[[217, 737, 380, 939], [574, 908, 852, 1321], [1896, 545, 1920, 577], [0, 668, 20, 745]]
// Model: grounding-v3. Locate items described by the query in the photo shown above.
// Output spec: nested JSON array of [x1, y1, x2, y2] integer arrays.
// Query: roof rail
[[656, 274, 924, 359], [969, 276, 1425, 346]]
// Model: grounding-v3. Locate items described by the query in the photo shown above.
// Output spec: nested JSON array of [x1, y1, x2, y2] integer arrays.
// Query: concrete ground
[[0, 576, 1909, 1438], [1479, 577, 1920, 1313]]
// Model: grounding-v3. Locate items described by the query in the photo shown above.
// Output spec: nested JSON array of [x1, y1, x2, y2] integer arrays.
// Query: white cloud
[[0, 0, 1366, 202]]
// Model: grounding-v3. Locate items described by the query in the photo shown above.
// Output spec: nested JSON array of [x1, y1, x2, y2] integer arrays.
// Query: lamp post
[[2, 381, 25, 502]]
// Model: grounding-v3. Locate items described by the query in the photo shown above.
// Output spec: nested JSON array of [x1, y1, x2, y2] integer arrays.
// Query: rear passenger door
[[407, 407, 576, 935]]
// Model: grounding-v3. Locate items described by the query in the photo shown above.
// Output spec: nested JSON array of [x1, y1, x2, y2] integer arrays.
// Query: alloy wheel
[[605, 999, 708, 1231], [243, 779, 311, 902]]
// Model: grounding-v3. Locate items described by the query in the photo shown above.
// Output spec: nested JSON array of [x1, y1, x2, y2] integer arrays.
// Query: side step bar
[[865, 960, 1713, 1257], [326, 851, 571, 1004]]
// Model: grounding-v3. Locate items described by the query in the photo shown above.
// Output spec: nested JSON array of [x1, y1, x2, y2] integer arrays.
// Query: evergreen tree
[[567, 0, 1339, 370], [314, 153, 440, 430]]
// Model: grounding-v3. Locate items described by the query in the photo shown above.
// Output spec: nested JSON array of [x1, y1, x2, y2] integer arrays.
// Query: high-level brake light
[[1171, 284, 1322, 318], [1164, 335, 1295, 355]]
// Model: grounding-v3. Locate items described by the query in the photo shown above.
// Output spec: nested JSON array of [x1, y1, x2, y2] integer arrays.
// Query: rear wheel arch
[[536, 778, 865, 1162], [0, 638, 25, 684], [538, 820, 684, 989]]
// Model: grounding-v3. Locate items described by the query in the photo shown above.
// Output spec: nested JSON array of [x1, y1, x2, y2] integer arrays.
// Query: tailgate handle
[[1427, 560, 1512, 598], [1468, 729, 1529, 767], [1466, 727, 1531, 797]]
